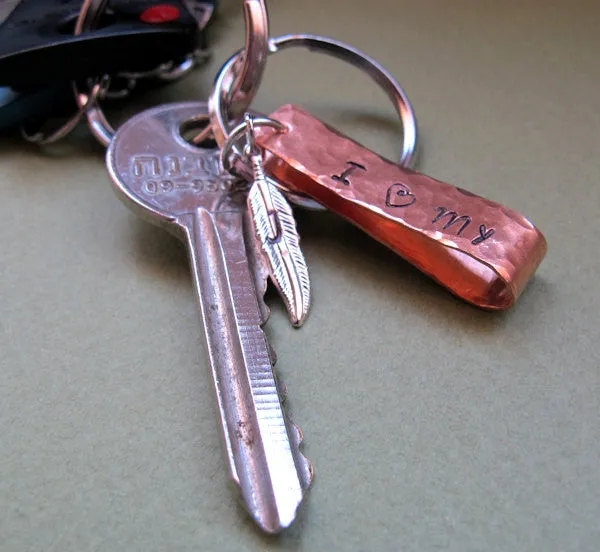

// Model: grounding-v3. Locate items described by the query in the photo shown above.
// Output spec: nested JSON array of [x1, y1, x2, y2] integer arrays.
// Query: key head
[[106, 102, 247, 232]]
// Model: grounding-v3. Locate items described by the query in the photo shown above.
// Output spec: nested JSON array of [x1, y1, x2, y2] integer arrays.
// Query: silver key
[[106, 102, 312, 533]]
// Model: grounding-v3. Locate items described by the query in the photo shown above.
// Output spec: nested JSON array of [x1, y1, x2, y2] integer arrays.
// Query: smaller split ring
[[220, 115, 286, 176]]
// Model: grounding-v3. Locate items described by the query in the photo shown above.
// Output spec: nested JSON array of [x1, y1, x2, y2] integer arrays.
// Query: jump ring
[[220, 116, 286, 175]]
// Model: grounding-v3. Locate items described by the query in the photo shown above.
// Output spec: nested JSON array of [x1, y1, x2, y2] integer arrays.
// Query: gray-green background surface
[[1, 1, 599, 550]]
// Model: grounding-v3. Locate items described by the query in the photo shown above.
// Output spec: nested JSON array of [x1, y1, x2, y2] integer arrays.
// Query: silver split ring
[[208, 33, 419, 210]]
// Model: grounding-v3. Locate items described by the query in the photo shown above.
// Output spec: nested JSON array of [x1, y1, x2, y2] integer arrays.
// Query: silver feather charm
[[247, 151, 311, 327]]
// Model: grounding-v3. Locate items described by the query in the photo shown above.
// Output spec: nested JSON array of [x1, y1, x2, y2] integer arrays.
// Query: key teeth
[[245, 208, 313, 515], [268, 339, 278, 366], [278, 377, 313, 491], [278, 381, 288, 404], [290, 420, 303, 445], [288, 419, 314, 491]]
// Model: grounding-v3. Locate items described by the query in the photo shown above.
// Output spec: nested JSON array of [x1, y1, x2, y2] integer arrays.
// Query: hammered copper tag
[[255, 104, 547, 310]]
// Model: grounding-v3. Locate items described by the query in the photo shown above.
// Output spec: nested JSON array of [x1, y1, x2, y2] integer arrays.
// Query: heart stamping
[[385, 183, 416, 208]]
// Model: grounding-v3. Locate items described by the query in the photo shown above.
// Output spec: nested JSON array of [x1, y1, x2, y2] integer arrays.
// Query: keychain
[[16, 0, 547, 535], [211, 35, 547, 311]]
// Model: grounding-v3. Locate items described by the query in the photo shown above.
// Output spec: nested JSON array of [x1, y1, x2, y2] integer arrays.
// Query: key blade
[[181, 206, 312, 533]]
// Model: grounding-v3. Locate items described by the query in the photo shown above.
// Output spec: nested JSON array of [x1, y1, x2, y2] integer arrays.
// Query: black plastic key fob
[[0, 1, 219, 132], [0, 0, 203, 87]]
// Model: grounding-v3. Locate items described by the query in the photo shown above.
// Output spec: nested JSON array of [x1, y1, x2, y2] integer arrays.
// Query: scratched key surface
[[105, 102, 312, 534]]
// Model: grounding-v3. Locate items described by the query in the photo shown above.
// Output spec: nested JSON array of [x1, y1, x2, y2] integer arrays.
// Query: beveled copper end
[[256, 104, 547, 310]]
